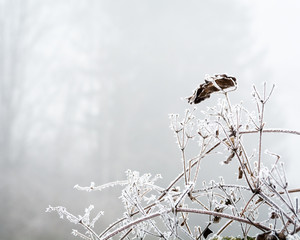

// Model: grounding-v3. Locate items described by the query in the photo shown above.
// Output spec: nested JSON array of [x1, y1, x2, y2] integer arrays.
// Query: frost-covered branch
[[47, 74, 300, 239]]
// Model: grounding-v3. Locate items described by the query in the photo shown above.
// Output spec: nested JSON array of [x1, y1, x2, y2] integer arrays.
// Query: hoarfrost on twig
[[47, 75, 300, 239]]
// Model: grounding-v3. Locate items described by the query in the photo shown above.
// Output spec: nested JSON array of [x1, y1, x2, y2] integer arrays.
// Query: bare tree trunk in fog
[[0, 0, 27, 165]]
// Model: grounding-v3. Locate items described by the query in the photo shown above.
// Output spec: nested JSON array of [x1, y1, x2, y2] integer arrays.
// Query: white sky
[[247, 0, 300, 188]]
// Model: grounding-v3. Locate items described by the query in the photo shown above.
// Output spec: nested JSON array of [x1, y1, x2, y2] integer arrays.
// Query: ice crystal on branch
[[47, 74, 300, 240]]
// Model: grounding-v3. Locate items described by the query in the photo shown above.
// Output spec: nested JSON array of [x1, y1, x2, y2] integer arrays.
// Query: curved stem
[[177, 208, 270, 231], [101, 208, 271, 239], [101, 211, 163, 240], [240, 129, 300, 136]]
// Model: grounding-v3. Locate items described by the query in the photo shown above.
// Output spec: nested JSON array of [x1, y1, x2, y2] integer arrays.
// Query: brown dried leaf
[[256, 231, 283, 240], [202, 226, 213, 239], [255, 197, 263, 204], [213, 206, 225, 223], [238, 166, 243, 179], [224, 151, 235, 164], [187, 74, 237, 104], [270, 211, 279, 219], [225, 198, 232, 205]]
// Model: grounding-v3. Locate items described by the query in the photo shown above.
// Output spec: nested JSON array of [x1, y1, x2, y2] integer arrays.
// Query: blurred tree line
[[0, 1, 267, 239]]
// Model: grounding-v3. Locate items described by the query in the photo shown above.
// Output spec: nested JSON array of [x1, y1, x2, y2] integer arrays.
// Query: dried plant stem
[[262, 180, 300, 222], [239, 142, 254, 176], [177, 208, 270, 231], [158, 140, 222, 201], [79, 222, 101, 240], [253, 83, 275, 186], [101, 211, 164, 240], [258, 191, 295, 224], [182, 147, 188, 185], [257, 126, 263, 185], [175, 130, 188, 185], [240, 193, 257, 218], [192, 184, 251, 193], [257, 101, 265, 186], [175, 183, 194, 208], [218, 185, 247, 236], [217, 219, 234, 236], [102, 207, 271, 240], [224, 92, 232, 113], [280, 209, 300, 235], [279, 188, 300, 194], [191, 196, 209, 210], [119, 229, 132, 240], [193, 137, 212, 184], [180, 212, 192, 235], [240, 129, 300, 136], [233, 143, 255, 192]]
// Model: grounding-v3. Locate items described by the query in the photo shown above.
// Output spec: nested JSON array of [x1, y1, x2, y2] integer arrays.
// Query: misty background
[[0, 1, 299, 239]]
